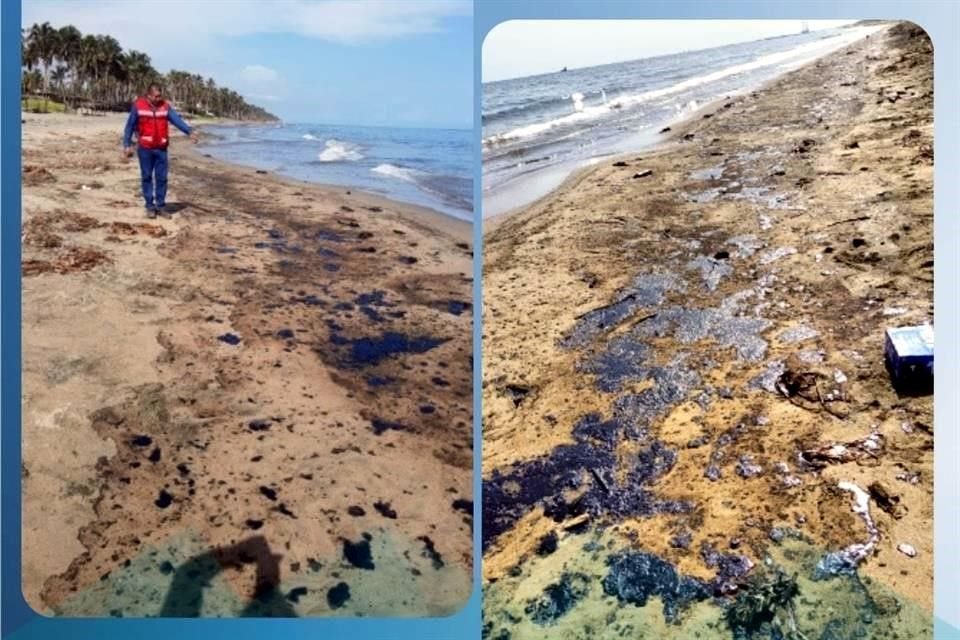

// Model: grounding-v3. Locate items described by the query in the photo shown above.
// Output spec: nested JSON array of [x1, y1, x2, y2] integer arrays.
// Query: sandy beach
[[21, 112, 473, 616], [482, 22, 933, 639]]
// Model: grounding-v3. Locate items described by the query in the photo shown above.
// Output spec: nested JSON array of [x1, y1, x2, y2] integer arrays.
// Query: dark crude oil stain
[[342, 537, 375, 570]]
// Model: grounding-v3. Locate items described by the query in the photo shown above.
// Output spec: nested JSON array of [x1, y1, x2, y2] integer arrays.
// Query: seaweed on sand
[[726, 565, 805, 640]]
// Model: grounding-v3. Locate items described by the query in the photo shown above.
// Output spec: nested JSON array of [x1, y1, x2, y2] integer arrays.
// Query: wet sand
[[21, 113, 473, 616], [482, 23, 932, 639]]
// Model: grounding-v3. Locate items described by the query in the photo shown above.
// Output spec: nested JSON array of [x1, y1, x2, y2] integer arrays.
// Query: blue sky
[[22, 0, 473, 128]]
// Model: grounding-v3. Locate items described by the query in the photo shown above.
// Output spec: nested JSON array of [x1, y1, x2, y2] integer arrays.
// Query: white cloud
[[23, 0, 471, 47], [293, 0, 471, 43], [242, 65, 279, 84]]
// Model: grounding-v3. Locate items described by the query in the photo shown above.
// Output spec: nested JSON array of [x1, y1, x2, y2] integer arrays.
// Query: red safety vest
[[134, 97, 170, 149]]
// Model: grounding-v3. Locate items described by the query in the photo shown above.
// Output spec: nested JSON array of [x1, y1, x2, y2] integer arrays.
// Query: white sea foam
[[317, 139, 363, 162], [483, 25, 884, 147], [372, 163, 420, 183], [571, 92, 585, 112], [302, 133, 318, 140]]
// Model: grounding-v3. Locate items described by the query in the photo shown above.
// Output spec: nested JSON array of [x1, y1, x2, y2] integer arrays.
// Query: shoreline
[[482, 20, 933, 637], [21, 111, 474, 616], [182, 141, 473, 241], [20, 110, 471, 240], [192, 122, 475, 226], [481, 23, 890, 224]]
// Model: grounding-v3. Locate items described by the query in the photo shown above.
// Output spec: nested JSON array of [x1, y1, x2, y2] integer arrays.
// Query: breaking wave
[[317, 139, 363, 162], [371, 163, 420, 183]]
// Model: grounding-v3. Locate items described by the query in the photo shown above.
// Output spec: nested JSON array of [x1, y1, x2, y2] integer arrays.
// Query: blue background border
[[3, 0, 959, 638]]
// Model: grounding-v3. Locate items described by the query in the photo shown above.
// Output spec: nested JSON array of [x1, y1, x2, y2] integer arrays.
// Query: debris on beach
[[22, 246, 112, 276], [725, 565, 802, 639], [106, 222, 168, 237], [774, 365, 849, 417], [23, 164, 56, 185], [868, 481, 907, 519], [884, 325, 934, 392], [798, 432, 884, 469], [22, 227, 63, 249], [814, 481, 880, 578]]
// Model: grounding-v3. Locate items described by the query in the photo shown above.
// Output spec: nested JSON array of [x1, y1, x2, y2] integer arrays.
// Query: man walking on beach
[[123, 83, 198, 218]]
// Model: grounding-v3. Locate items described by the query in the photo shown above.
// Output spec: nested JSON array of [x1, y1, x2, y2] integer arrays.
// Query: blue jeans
[[136, 147, 168, 208]]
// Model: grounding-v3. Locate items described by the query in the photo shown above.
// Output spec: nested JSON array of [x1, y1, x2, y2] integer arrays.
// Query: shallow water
[[199, 123, 473, 220], [482, 25, 882, 216], [54, 527, 471, 618], [483, 527, 931, 640]]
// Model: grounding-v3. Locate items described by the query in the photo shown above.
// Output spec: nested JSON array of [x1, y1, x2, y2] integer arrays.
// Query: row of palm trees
[[21, 22, 277, 121]]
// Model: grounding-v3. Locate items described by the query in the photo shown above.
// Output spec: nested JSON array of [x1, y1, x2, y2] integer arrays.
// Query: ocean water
[[482, 24, 883, 217], [197, 123, 473, 221]]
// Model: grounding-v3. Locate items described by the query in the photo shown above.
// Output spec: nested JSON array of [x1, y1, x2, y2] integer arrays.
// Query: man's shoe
[[156, 205, 171, 218], [145, 207, 157, 219]]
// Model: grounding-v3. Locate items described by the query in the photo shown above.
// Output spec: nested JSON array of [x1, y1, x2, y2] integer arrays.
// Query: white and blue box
[[884, 325, 934, 391]]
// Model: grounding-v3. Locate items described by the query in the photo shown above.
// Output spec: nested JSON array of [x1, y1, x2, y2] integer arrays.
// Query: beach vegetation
[[21, 22, 277, 121]]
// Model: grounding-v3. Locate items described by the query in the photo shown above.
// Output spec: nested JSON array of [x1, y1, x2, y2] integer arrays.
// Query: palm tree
[[21, 28, 38, 74], [124, 50, 155, 102], [192, 73, 204, 113], [27, 22, 57, 83], [21, 22, 278, 121], [56, 25, 82, 107], [21, 69, 43, 99], [204, 77, 217, 114], [77, 34, 100, 102], [27, 22, 58, 109], [93, 35, 124, 106], [51, 64, 68, 106]]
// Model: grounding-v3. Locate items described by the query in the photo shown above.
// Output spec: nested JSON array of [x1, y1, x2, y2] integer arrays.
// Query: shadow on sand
[[159, 535, 297, 617]]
